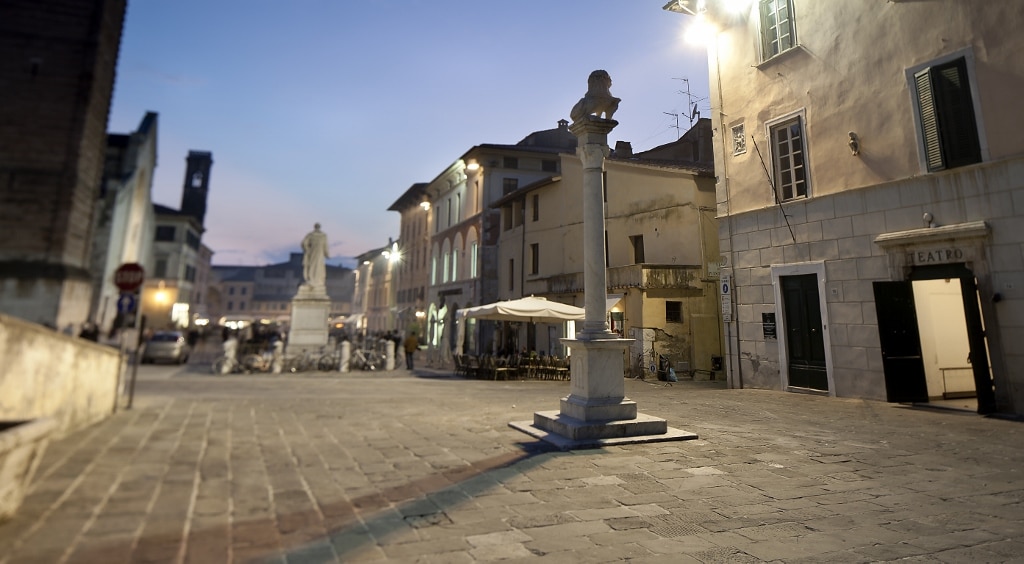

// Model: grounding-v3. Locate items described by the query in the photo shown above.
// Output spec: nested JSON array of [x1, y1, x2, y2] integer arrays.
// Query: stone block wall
[[0, 313, 121, 436], [0, 0, 127, 328], [719, 156, 1024, 410]]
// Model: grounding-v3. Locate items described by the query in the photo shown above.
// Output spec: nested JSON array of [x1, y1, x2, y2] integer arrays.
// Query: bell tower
[[180, 150, 213, 226]]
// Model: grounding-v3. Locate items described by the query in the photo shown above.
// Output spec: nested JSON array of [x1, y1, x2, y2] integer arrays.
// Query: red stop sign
[[114, 263, 145, 291]]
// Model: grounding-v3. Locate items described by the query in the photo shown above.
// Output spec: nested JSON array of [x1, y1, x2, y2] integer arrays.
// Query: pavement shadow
[[284, 440, 559, 562], [40, 440, 559, 563]]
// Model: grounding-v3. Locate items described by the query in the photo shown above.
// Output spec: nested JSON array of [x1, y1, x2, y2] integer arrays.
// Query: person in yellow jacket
[[403, 331, 419, 370]]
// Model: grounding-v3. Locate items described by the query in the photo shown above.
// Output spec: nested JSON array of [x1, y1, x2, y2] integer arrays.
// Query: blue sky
[[107, 1, 709, 268]]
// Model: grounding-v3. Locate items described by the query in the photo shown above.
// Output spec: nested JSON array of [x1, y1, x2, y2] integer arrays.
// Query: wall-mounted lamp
[[465, 159, 480, 172], [420, 196, 430, 211], [848, 132, 860, 156]]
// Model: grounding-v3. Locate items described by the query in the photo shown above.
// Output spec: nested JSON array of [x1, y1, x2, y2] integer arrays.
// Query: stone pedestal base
[[510, 336, 697, 450], [287, 287, 329, 355]]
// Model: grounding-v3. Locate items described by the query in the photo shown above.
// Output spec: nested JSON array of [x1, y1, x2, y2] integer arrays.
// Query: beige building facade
[[91, 112, 158, 335], [389, 183, 432, 338], [495, 123, 722, 373], [668, 0, 1024, 414], [423, 121, 578, 364]]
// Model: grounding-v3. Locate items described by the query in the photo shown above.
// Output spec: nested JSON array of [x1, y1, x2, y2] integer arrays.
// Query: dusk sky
[[107, 1, 709, 268]]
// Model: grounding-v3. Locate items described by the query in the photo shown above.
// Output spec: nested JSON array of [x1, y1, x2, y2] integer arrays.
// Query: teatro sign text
[[908, 247, 965, 265]]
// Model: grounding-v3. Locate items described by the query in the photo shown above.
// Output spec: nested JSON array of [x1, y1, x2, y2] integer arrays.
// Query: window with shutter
[[759, 0, 796, 60], [913, 57, 981, 172]]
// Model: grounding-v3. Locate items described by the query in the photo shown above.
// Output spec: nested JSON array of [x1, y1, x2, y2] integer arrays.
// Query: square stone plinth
[[510, 412, 697, 451], [287, 292, 329, 355]]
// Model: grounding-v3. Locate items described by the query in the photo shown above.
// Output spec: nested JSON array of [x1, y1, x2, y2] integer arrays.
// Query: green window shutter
[[915, 57, 982, 173], [914, 68, 945, 172], [932, 58, 982, 169]]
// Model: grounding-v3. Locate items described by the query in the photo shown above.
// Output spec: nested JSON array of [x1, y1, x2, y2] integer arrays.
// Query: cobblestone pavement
[[1, 363, 1023, 563]]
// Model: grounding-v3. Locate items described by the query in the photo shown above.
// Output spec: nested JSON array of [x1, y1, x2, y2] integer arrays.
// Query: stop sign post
[[114, 263, 144, 329], [114, 263, 145, 292], [113, 263, 147, 410]]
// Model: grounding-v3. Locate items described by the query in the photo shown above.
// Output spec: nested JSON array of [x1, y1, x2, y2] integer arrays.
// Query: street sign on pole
[[114, 263, 145, 292], [117, 292, 137, 315], [720, 274, 733, 322]]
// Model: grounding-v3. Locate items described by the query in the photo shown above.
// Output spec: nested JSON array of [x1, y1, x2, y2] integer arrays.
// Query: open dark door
[[873, 281, 928, 402], [959, 276, 997, 414], [781, 274, 828, 391]]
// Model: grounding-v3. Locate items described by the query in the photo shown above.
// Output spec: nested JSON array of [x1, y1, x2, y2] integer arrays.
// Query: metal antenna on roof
[[663, 112, 681, 140], [672, 77, 708, 130]]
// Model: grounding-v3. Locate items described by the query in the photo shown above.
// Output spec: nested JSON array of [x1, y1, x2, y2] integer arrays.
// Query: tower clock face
[[192, 172, 203, 188]]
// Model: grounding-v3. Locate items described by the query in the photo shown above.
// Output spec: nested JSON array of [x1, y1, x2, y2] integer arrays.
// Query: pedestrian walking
[[403, 331, 419, 371]]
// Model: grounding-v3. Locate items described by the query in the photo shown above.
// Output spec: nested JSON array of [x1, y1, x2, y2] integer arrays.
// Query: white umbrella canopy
[[454, 297, 584, 356], [456, 296, 585, 323]]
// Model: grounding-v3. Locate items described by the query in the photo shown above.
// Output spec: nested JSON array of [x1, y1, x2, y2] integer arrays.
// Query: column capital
[[570, 115, 618, 140]]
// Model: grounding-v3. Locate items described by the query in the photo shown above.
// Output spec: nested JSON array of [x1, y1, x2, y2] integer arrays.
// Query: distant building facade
[[424, 120, 579, 364], [91, 112, 158, 335], [210, 254, 354, 329], [388, 183, 431, 338], [494, 120, 721, 372], [141, 151, 213, 329], [0, 0, 127, 328]]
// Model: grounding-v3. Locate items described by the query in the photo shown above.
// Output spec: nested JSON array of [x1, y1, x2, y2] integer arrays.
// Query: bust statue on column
[[301, 223, 328, 291], [570, 69, 621, 123]]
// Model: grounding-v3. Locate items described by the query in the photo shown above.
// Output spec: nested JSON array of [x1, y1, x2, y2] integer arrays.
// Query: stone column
[[556, 116, 638, 424], [510, 71, 696, 449], [575, 119, 619, 339]]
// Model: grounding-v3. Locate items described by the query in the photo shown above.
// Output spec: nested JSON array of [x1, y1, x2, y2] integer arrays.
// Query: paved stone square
[[1, 364, 1022, 563]]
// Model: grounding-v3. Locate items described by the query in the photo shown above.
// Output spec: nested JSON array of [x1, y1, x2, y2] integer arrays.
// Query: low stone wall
[[0, 313, 121, 436]]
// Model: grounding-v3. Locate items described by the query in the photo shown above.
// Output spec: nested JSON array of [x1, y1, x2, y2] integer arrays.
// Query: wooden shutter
[[915, 57, 981, 172], [914, 68, 945, 172], [932, 58, 982, 169]]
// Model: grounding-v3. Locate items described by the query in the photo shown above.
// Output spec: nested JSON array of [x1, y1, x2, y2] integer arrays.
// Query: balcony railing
[[607, 264, 702, 290], [542, 265, 703, 293]]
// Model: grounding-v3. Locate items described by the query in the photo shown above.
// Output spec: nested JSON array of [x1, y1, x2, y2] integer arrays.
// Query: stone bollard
[[340, 341, 350, 372], [385, 340, 395, 371], [271, 340, 284, 374]]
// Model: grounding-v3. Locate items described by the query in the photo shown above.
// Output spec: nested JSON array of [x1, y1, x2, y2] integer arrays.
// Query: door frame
[[907, 263, 996, 413], [771, 261, 835, 396]]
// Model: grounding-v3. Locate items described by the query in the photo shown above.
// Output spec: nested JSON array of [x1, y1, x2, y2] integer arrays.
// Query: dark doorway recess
[[781, 274, 828, 391]]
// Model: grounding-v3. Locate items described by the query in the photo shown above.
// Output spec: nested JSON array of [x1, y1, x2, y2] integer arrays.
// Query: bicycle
[[317, 349, 340, 371], [351, 348, 384, 371], [241, 352, 273, 373], [284, 350, 321, 373], [632, 349, 655, 380], [211, 355, 241, 374]]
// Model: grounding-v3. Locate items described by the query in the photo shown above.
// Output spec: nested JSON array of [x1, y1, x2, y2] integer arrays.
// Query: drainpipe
[[711, 33, 742, 389]]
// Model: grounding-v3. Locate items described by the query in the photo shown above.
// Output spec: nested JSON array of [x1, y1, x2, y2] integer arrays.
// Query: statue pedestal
[[510, 336, 697, 450], [287, 285, 329, 356]]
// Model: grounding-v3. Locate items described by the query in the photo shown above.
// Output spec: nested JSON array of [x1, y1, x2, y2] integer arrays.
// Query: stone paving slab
[[0, 364, 1022, 563]]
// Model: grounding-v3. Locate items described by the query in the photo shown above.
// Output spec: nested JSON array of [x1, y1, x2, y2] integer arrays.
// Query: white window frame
[[758, 0, 798, 62], [765, 109, 810, 203]]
